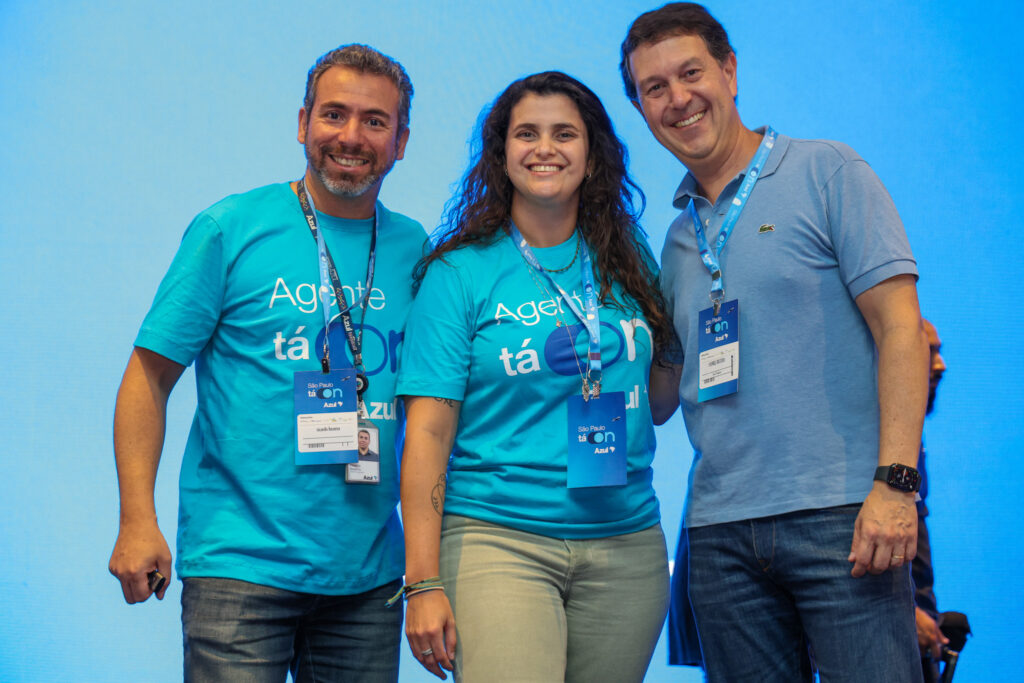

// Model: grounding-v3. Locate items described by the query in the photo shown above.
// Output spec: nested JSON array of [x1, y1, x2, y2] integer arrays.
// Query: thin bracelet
[[385, 576, 444, 607]]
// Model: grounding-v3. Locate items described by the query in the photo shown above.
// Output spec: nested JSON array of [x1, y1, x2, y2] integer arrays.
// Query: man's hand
[[848, 482, 917, 577], [915, 607, 948, 660], [110, 348, 183, 605], [108, 518, 172, 604]]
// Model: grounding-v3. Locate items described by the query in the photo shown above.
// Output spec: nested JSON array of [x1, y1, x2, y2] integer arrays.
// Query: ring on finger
[[420, 648, 433, 657]]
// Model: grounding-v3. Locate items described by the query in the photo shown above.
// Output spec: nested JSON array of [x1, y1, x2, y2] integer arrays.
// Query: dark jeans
[[687, 505, 923, 683], [181, 577, 402, 683]]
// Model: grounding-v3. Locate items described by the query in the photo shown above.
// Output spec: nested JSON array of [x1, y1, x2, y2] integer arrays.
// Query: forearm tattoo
[[432, 397, 457, 407], [430, 472, 446, 517]]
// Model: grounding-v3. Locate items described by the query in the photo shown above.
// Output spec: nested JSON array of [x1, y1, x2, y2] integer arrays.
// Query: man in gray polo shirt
[[621, 4, 929, 680]]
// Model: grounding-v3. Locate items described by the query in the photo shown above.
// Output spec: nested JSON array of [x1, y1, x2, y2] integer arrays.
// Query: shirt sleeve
[[395, 255, 474, 401], [823, 158, 917, 300], [134, 212, 227, 365]]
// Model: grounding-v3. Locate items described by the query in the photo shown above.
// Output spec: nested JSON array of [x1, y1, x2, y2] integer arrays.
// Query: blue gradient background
[[1, 1, 1020, 681]]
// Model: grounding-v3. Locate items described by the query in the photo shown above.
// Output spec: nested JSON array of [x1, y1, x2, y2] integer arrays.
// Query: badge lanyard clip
[[296, 179, 377, 402], [510, 224, 602, 401], [689, 128, 777, 314]]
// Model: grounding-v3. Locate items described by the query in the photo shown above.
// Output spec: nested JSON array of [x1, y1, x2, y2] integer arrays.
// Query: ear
[[631, 99, 644, 116], [394, 126, 410, 161], [297, 107, 308, 145], [723, 52, 738, 99]]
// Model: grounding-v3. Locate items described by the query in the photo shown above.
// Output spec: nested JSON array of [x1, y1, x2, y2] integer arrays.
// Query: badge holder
[[293, 369, 359, 465], [346, 407, 381, 484], [697, 298, 739, 402], [566, 389, 627, 488]]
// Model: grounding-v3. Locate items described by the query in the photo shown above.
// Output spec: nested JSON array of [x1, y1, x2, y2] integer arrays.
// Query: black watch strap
[[874, 464, 921, 493]]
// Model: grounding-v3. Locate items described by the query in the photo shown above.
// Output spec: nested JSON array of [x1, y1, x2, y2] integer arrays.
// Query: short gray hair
[[304, 44, 414, 131]]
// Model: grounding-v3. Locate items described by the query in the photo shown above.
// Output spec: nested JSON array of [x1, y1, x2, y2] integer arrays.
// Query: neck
[[510, 198, 577, 248], [691, 126, 763, 205], [295, 167, 378, 219]]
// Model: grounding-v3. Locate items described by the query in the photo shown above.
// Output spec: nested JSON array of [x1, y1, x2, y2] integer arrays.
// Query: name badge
[[345, 420, 381, 484], [698, 299, 739, 402], [566, 391, 627, 488], [294, 370, 359, 465]]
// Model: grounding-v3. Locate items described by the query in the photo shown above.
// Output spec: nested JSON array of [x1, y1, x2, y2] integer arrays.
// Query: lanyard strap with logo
[[510, 223, 602, 400], [508, 224, 627, 488], [688, 127, 776, 316], [292, 179, 379, 471], [690, 128, 776, 402], [295, 178, 376, 400]]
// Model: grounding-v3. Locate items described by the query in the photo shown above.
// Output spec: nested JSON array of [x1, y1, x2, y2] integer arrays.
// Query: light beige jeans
[[439, 515, 669, 683]]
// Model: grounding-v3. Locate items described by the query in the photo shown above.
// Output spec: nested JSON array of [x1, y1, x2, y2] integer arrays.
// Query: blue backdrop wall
[[1, 1, 1021, 681]]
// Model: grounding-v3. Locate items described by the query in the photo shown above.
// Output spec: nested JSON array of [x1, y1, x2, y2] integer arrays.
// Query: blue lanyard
[[510, 224, 602, 400], [688, 127, 777, 315], [295, 179, 377, 390]]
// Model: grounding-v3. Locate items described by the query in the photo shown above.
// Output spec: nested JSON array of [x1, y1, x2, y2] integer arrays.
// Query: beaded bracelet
[[385, 576, 445, 607]]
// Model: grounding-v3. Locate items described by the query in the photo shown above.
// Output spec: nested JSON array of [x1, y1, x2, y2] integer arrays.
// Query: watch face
[[889, 464, 920, 491]]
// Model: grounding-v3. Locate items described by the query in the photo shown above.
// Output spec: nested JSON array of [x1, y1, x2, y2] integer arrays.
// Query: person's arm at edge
[[848, 273, 928, 577], [401, 395, 461, 680], [108, 346, 185, 603], [650, 360, 682, 425]]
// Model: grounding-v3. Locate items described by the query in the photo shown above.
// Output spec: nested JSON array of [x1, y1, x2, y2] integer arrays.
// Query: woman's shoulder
[[425, 231, 510, 274]]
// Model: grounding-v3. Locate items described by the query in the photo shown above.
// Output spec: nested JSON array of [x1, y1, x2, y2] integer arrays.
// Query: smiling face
[[298, 65, 409, 218], [505, 93, 589, 216], [358, 430, 371, 453], [629, 33, 742, 176]]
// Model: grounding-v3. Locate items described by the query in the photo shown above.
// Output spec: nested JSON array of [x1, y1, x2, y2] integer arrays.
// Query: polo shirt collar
[[672, 126, 789, 209]]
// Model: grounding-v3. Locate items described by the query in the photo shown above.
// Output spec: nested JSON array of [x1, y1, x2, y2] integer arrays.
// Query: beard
[[926, 384, 937, 416], [305, 141, 395, 199]]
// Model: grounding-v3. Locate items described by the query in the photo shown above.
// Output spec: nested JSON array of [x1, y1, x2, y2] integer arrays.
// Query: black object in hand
[[147, 570, 166, 593]]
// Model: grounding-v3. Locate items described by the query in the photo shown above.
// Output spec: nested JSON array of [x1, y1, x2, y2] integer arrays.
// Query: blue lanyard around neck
[[509, 224, 603, 400], [688, 127, 777, 314]]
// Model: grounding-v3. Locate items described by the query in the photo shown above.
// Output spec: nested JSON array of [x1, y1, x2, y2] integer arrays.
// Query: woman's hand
[[400, 395, 462, 679], [405, 589, 457, 679]]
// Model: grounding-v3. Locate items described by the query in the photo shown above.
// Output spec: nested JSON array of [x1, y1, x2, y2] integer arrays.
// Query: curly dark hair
[[415, 71, 673, 353]]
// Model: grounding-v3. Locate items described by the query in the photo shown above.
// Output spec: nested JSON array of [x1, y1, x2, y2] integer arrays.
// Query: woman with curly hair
[[395, 71, 680, 682]]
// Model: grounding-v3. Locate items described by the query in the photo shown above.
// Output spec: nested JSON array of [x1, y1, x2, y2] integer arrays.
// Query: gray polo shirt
[[660, 130, 917, 527]]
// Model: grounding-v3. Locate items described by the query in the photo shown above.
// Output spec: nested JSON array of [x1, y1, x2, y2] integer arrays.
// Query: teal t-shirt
[[396, 232, 660, 539], [135, 182, 427, 594]]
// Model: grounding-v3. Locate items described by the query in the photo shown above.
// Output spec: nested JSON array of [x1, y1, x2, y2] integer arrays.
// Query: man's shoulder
[[198, 183, 292, 223], [763, 135, 878, 197], [377, 203, 427, 240], [777, 135, 864, 170]]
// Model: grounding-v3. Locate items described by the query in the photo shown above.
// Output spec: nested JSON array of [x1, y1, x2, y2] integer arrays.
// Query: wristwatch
[[873, 464, 921, 493]]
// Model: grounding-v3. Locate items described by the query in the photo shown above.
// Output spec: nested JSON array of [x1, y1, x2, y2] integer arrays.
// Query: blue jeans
[[440, 515, 669, 683], [181, 577, 402, 683], [687, 505, 922, 683]]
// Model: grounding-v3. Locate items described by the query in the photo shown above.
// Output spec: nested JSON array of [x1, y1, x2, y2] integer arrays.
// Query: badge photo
[[346, 421, 381, 484]]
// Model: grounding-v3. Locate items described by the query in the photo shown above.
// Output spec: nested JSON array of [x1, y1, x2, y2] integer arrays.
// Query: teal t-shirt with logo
[[135, 182, 427, 594], [397, 231, 660, 539]]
